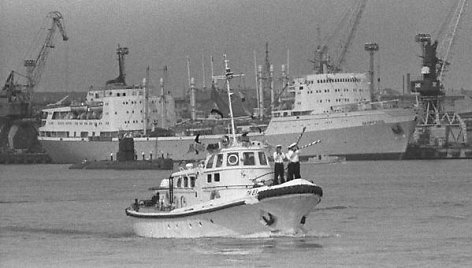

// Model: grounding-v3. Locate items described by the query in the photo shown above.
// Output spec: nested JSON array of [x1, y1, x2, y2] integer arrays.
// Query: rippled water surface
[[1, 160, 471, 267]]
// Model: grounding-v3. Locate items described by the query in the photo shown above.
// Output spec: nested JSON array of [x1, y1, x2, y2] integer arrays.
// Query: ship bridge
[[274, 73, 370, 117]]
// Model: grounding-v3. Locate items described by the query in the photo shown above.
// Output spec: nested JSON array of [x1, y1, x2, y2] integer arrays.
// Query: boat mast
[[143, 66, 150, 136], [190, 77, 196, 121], [160, 77, 165, 129], [223, 54, 237, 142], [253, 50, 260, 117], [201, 54, 206, 90]]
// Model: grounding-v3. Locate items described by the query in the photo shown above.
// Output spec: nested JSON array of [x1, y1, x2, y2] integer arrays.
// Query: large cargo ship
[[38, 47, 264, 163], [264, 72, 417, 160]]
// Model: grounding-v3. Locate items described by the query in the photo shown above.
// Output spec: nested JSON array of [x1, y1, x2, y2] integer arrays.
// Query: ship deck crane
[[1, 11, 68, 117]]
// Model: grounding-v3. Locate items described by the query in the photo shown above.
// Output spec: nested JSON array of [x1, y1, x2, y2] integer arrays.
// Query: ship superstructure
[[39, 86, 174, 139]]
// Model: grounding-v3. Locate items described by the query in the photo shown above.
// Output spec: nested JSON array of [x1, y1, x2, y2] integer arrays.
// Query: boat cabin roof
[[202, 142, 270, 170]]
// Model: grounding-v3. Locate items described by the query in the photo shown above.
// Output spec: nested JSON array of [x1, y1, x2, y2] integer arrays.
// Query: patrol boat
[[125, 56, 323, 238]]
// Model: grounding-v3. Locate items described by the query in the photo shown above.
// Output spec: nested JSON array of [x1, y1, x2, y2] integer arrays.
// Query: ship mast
[[223, 54, 237, 142], [143, 66, 150, 136]]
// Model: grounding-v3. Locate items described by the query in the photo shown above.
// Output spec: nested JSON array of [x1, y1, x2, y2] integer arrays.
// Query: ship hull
[[38, 135, 232, 164], [39, 109, 416, 163], [265, 108, 417, 161], [125, 181, 322, 238]]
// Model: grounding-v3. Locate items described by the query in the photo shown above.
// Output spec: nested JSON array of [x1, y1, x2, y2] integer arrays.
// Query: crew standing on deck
[[286, 143, 301, 180], [273, 145, 286, 185]]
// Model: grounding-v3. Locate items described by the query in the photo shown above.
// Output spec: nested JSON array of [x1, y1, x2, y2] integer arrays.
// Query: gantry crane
[[1, 11, 68, 118]]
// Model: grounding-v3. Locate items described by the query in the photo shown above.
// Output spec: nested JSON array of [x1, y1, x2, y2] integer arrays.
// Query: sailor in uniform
[[286, 143, 301, 181], [273, 145, 286, 185]]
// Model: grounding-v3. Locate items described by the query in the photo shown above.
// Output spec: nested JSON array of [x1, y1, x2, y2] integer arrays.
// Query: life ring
[[227, 153, 239, 166]]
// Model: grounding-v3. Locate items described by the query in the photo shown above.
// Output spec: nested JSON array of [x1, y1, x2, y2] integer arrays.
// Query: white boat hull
[[126, 181, 322, 238]]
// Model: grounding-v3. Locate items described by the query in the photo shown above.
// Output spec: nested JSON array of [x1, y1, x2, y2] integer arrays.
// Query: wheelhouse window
[[258, 152, 268, 165], [190, 176, 196, 187], [214, 173, 220, 182], [183, 176, 189, 188], [215, 154, 223, 168], [243, 152, 255, 166], [206, 155, 215, 169]]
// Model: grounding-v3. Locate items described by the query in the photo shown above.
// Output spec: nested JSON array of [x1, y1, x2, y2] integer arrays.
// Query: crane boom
[[332, 0, 367, 72], [436, 0, 468, 83], [24, 11, 69, 91], [315, 0, 367, 73]]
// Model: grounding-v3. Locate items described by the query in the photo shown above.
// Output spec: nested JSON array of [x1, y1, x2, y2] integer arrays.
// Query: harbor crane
[[313, 0, 367, 73], [1, 11, 68, 118], [410, 0, 469, 147]]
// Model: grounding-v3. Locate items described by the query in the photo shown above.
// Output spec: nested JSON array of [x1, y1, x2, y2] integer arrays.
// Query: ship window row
[[46, 121, 104, 126], [304, 88, 365, 94], [121, 100, 143, 105], [176, 176, 196, 188], [52, 111, 102, 120], [334, 89, 351, 92], [335, 98, 350, 102], [315, 99, 332, 103], [121, 110, 157, 115], [40, 131, 125, 138], [39, 131, 93, 138], [124, 120, 144, 124], [314, 78, 360, 84], [104, 90, 144, 97]]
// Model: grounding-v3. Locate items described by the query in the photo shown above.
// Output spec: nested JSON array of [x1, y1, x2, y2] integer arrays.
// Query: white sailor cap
[[276, 144, 282, 148]]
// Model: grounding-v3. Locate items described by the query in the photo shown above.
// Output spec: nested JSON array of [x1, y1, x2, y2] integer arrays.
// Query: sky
[[1, 0, 471, 98]]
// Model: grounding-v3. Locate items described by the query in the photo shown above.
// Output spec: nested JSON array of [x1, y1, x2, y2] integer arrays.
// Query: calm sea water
[[1, 160, 471, 267]]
